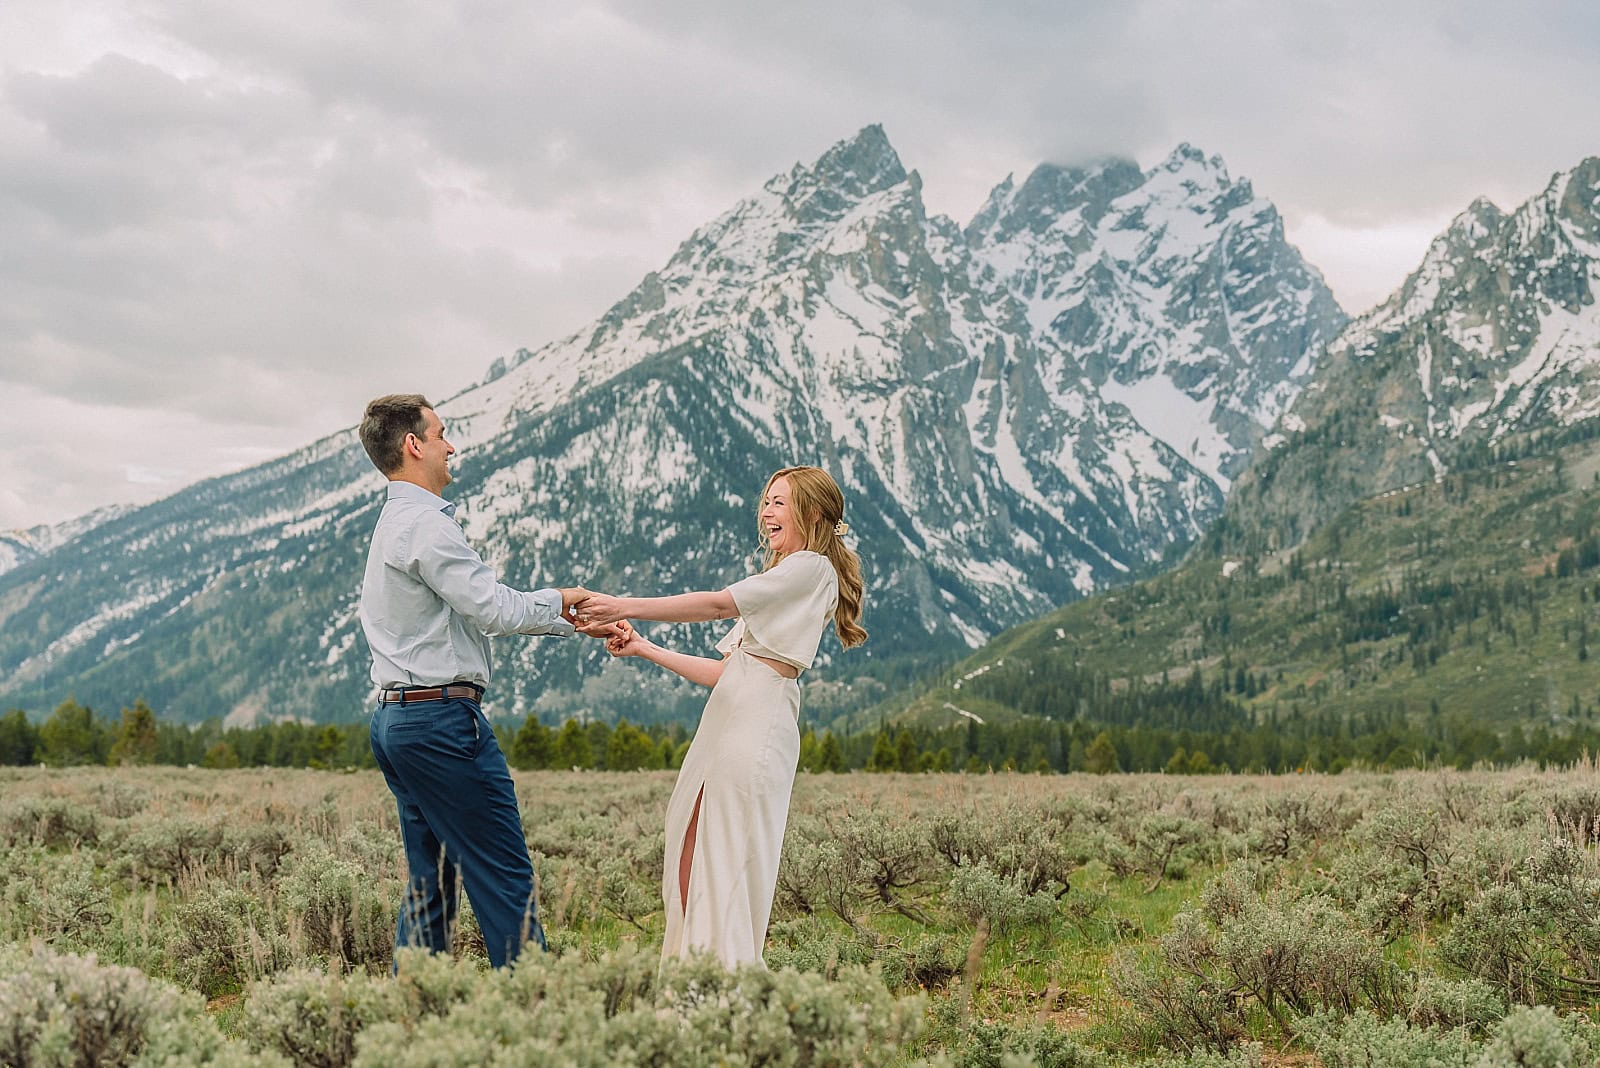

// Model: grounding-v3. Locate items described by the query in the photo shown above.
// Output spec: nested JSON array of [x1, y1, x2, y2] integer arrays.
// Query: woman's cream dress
[[660, 550, 837, 969]]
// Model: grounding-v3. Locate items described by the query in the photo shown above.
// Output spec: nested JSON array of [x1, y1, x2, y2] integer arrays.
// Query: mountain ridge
[[0, 126, 1343, 725], [1224, 155, 1600, 552]]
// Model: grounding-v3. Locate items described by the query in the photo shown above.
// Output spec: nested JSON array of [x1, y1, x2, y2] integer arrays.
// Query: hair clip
[[833, 521, 849, 537]]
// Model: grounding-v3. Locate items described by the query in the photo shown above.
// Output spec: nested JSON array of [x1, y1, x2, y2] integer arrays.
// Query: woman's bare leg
[[678, 785, 705, 916]]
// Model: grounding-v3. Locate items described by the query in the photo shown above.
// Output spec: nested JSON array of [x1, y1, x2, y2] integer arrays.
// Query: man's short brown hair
[[359, 394, 433, 476]]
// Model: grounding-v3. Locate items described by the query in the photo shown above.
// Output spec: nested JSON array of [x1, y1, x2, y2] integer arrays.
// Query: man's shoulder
[[395, 503, 461, 539], [373, 494, 459, 555]]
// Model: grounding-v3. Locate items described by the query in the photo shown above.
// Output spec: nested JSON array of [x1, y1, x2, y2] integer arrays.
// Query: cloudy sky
[[2, 0, 1597, 530]]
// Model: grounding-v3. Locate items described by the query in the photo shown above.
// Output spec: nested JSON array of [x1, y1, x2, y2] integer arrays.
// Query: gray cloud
[[1, 0, 1597, 529]]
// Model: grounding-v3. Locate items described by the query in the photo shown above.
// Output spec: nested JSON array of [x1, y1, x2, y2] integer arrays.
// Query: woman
[[573, 465, 866, 968]]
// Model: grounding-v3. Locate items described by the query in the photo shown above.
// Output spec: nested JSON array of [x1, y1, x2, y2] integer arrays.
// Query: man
[[357, 392, 581, 968]]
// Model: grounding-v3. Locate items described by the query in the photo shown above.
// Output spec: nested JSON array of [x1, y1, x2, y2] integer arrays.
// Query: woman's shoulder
[[781, 550, 835, 576]]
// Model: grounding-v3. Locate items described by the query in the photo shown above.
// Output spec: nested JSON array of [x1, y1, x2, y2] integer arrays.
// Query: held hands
[[563, 588, 645, 657], [574, 617, 631, 641], [573, 616, 646, 658], [558, 586, 592, 628], [570, 590, 628, 626], [603, 620, 647, 659]]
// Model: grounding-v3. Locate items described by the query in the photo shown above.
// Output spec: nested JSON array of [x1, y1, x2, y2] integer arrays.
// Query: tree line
[[0, 699, 853, 774], [6, 693, 1599, 776]]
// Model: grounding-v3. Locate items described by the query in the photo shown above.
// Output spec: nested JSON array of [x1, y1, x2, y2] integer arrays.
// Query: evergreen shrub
[[0, 943, 279, 1068], [944, 862, 1059, 932], [342, 946, 925, 1068], [240, 963, 405, 1068], [164, 885, 292, 998], [0, 798, 100, 849], [277, 846, 396, 970]]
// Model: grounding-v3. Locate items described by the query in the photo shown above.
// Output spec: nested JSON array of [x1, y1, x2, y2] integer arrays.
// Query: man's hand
[[558, 586, 591, 626]]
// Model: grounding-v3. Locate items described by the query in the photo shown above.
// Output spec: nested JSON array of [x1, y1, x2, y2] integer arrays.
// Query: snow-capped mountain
[[1226, 156, 1600, 549], [967, 146, 1348, 488], [0, 505, 131, 578], [0, 127, 1341, 724]]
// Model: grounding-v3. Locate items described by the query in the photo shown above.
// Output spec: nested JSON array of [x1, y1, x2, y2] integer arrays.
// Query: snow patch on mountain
[[1101, 373, 1230, 488]]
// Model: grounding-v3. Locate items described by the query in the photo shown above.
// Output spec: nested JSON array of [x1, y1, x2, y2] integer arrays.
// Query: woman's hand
[[574, 591, 630, 626], [605, 621, 648, 659], [574, 618, 628, 641]]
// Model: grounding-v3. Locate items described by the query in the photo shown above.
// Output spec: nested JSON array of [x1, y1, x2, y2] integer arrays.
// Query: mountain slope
[[0, 127, 1340, 725], [866, 432, 1600, 758], [0, 505, 130, 579], [1223, 157, 1600, 551]]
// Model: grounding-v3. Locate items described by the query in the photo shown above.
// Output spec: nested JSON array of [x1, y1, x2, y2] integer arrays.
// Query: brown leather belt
[[379, 684, 482, 705]]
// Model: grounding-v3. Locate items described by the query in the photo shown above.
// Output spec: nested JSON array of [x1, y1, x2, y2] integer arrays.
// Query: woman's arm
[[605, 625, 727, 688], [635, 641, 728, 689], [577, 589, 736, 626]]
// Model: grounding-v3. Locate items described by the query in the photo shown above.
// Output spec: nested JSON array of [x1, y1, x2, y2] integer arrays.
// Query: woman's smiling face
[[761, 476, 805, 555]]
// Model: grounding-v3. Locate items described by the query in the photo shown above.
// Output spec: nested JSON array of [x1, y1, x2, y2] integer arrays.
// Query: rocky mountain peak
[[1226, 156, 1600, 555], [1162, 141, 1213, 168], [1378, 198, 1505, 325], [809, 123, 907, 197], [512, 129, 928, 417], [1557, 157, 1600, 240], [965, 158, 1142, 249], [964, 142, 1345, 488], [1447, 196, 1503, 247], [1143, 142, 1256, 219], [770, 125, 910, 227]]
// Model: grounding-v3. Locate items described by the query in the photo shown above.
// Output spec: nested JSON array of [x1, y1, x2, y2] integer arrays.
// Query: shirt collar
[[386, 479, 456, 518]]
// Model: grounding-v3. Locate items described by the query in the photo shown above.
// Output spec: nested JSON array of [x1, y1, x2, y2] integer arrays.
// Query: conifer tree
[[553, 720, 594, 769], [818, 730, 845, 772], [895, 729, 919, 772], [867, 729, 897, 772], [0, 708, 39, 765], [109, 701, 159, 766], [1085, 731, 1119, 774], [37, 700, 104, 766], [606, 720, 660, 770], [510, 718, 553, 770]]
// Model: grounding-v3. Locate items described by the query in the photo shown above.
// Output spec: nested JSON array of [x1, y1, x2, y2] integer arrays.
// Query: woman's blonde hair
[[758, 465, 867, 649]]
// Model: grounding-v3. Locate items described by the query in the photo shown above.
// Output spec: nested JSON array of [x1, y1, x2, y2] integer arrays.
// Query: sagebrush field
[[4, 765, 1600, 1066]]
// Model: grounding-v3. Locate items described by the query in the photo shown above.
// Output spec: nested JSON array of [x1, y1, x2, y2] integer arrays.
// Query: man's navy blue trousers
[[370, 694, 545, 967]]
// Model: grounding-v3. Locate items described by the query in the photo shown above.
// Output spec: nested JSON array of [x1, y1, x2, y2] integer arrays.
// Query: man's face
[[413, 408, 455, 493]]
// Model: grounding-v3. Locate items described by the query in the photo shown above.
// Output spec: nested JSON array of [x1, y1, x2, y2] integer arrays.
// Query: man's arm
[[412, 512, 574, 636]]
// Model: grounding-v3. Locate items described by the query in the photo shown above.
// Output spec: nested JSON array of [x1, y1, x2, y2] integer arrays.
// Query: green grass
[[7, 764, 1600, 1065]]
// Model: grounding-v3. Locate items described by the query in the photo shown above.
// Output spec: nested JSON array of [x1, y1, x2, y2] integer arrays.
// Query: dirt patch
[[206, 993, 243, 1016], [1039, 1006, 1095, 1032]]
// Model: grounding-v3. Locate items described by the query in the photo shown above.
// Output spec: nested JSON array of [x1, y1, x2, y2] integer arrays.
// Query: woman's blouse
[[714, 550, 838, 670]]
